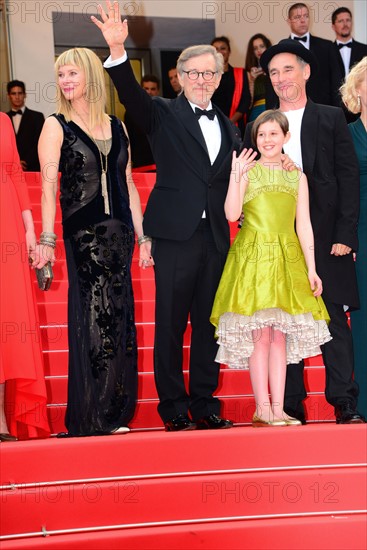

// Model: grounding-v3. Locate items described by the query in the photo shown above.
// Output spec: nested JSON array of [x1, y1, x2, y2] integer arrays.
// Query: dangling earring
[[357, 94, 361, 111]]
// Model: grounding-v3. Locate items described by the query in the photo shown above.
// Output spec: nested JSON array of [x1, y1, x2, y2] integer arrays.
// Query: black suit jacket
[[307, 35, 333, 105], [244, 100, 359, 308], [266, 35, 333, 108], [106, 60, 242, 255], [6, 107, 44, 171], [330, 39, 367, 122]]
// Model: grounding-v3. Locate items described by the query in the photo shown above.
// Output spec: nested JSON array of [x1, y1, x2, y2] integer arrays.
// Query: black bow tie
[[195, 107, 216, 120], [293, 35, 307, 42], [338, 42, 352, 49], [10, 110, 23, 116]]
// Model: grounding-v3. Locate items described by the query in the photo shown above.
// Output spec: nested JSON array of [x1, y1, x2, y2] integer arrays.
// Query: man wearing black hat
[[244, 38, 364, 424]]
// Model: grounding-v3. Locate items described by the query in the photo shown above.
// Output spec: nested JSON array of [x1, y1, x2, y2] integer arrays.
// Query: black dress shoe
[[284, 408, 306, 425], [0, 433, 18, 442], [164, 414, 196, 432], [196, 414, 233, 430], [335, 404, 365, 424], [56, 432, 72, 438]]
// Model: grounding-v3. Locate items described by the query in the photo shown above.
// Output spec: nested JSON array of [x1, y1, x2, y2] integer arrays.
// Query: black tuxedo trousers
[[153, 220, 227, 421]]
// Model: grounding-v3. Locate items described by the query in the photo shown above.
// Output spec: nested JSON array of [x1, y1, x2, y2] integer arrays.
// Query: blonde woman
[[341, 57, 367, 419], [34, 48, 152, 436]]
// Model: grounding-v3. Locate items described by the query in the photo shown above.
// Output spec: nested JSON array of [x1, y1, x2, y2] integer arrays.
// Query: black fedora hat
[[260, 39, 318, 74]]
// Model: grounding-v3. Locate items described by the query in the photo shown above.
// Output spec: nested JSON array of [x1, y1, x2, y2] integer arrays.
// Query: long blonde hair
[[55, 47, 110, 128], [340, 56, 367, 114]]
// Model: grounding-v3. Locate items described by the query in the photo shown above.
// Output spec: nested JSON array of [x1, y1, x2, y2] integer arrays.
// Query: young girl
[[210, 110, 331, 427]]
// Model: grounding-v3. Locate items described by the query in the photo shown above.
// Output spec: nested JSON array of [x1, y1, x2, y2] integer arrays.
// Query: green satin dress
[[210, 163, 331, 369]]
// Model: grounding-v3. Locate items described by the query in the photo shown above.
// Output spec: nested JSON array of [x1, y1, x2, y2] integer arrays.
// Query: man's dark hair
[[7, 80, 26, 94], [332, 7, 352, 25], [288, 3, 308, 18], [141, 74, 160, 88], [211, 36, 231, 50]]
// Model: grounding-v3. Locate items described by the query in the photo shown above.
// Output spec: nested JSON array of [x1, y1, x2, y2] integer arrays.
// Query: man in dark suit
[[330, 7, 367, 122], [6, 80, 44, 171], [286, 2, 333, 106], [168, 67, 182, 96], [92, 2, 239, 431], [245, 39, 364, 424]]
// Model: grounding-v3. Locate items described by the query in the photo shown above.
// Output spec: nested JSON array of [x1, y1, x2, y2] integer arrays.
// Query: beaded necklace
[[71, 106, 110, 215]]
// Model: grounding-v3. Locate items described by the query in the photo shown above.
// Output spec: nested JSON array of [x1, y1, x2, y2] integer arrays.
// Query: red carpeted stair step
[[43, 393, 335, 435], [44, 367, 328, 406], [1, 516, 365, 550], [1, 425, 365, 549]]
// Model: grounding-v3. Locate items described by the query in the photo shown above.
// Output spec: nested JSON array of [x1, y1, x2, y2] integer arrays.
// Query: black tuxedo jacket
[[244, 100, 360, 308], [6, 107, 44, 171], [330, 39, 367, 120], [307, 35, 333, 105], [106, 60, 241, 255]]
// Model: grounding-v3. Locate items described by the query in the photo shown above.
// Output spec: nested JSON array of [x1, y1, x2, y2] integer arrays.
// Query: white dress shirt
[[282, 108, 305, 171], [11, 107, 25, 134], [337, 40, 353, 75]]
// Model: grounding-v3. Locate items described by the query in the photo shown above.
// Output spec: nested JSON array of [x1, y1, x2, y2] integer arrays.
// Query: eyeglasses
[[182, 70, 217, 81]]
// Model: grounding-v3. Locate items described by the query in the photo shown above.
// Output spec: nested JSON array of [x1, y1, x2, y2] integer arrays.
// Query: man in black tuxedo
[[277, 2, 333, 106], [245, 39, 364, 424], [330, 7, 367, 122], [92, 2, 239, 431], [6, 80, 44, 171]]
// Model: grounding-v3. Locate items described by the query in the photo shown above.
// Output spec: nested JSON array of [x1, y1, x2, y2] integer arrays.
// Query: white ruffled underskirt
[[215, 308, 332, 369]]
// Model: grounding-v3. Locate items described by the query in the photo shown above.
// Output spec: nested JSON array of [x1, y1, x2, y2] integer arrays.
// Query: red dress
[[0, 112, 50, 439]]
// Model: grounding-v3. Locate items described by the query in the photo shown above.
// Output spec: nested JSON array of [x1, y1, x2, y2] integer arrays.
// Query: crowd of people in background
[[1, 1, 366, 440]]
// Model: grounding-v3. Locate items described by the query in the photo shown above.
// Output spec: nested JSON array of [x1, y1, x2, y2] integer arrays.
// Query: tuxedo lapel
[[6, 111, 16, 132], [211, 112, 237, 176], [173, 95, 209, 157], [333, 42, 346, 77], [301, 100, 318, 174], [350, 40, 359, 70]]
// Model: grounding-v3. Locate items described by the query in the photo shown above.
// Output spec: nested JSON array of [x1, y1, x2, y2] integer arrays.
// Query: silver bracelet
[[41, 231, 57, 240], [40, 240, 56, 249], [137, 235, 152, 246]]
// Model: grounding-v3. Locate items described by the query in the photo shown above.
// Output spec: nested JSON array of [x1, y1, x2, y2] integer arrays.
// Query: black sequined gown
[[54, 114, 137, 436]]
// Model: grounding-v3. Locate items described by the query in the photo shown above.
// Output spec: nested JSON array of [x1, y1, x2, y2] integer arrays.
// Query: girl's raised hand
[[231, 148, 257, 182]]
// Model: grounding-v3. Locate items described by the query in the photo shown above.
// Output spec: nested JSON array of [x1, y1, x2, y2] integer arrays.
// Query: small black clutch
[[35, 262, 53, 291]]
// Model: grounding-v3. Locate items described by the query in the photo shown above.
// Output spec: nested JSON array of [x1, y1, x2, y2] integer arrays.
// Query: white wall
[[4, 0, 364, 116]]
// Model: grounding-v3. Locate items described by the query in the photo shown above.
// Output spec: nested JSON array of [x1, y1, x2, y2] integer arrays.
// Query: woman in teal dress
[[211, 110, 331, 427], [341, 58, 367, 418]]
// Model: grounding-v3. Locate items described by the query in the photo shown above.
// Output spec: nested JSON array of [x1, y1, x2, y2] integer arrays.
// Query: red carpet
[[1, 425, 366, 549], [0, 172, 366, 549]]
